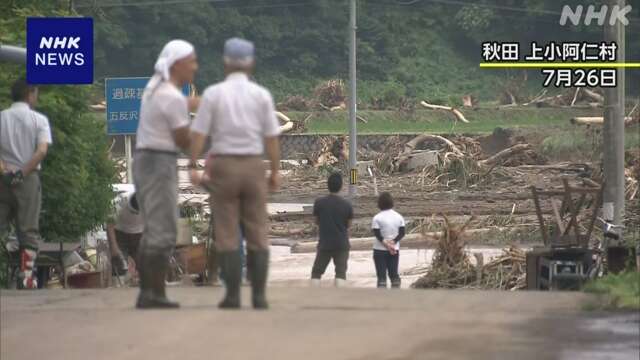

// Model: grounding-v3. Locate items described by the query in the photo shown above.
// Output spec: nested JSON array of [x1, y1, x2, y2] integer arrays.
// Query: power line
[[74, 0, 313, 9]]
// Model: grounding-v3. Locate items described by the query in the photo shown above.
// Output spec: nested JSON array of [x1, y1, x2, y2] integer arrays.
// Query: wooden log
[[279, 121, 294, 133], [582, 89, 604, 104], [478, 143, 531, 167], [420, 101, 470, 123], [275, 111, 291, 123], [522, 89, 548, 106], [570, 88, 580, 107], [356, 115, 368, 124], [571, 116, 634, 126], [403, 133, 464, 157], [462, 95, 473, 108], [276, 111, 295, 133]]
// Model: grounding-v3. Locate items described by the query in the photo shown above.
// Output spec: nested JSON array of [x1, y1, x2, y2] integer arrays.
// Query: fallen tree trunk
[[420, 101, 470, 123], [582, 89, 604, 104], [479, 143, 531, 167], [276, 111, 295, 133], [403, 133, 464, 157], [571, 116, 634, 126], [392, 133, 465, 172], [291, 227, 524, 253]]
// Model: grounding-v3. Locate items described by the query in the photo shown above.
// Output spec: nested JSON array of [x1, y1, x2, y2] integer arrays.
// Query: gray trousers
[[133, 150, 178, 258], [0, 172, 41, 250]]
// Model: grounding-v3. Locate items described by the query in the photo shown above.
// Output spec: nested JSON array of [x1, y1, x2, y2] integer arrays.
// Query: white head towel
[[143, 39, 194, 99]]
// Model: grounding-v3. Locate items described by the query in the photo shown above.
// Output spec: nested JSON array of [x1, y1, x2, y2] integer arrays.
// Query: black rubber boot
[[247, 250, 269, 310], [391, 278, 401, 289], [136, 253, 179, 309], [135, 252, 153, 308], [218, 251, 242, 309]]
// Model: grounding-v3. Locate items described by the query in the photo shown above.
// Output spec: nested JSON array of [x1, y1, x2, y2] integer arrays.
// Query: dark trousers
[[311, 249, 349, 280], [115, 230, 142, 265], [0, 173, 41, 250], [373, 249, 400, 288]]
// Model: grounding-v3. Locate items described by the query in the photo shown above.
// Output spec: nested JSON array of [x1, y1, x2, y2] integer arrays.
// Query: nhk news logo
[[27, 17, 93, 84]]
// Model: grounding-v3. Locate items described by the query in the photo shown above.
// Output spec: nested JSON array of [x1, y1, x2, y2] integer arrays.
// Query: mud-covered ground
[[268, 162, 597, 246]]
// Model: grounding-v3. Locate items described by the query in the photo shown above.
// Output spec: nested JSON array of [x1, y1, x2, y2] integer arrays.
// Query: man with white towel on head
[[189, 38, 281, 310], [134, 39, 198, 309]]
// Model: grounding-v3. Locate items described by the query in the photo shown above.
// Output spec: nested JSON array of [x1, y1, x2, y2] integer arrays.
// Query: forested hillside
[[78, 0, 640, 104]]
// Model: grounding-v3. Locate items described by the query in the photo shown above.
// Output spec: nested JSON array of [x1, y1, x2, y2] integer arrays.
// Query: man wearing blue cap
[[189, 38, 281, 310]]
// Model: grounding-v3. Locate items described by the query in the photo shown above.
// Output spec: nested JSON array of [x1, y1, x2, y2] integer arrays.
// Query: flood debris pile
[[314, 79, 347, 111], [412, 215, 527, 291]]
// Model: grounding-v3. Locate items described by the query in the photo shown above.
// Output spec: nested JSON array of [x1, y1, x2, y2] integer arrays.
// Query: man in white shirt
[[0, 79, 52, 289], [189, 38, 281, 310], [133, 40, 197, 309], [106, 192, 143, 282]]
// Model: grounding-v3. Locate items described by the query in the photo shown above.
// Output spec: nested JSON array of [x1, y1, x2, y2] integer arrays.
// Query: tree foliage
[[80, 0, 639, 102], [1, 0, 116, 242]]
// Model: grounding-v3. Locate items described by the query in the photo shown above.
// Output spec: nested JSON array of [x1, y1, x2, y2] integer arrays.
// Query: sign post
[[124, 135, 133, 183], [106, 77, 190, 183]]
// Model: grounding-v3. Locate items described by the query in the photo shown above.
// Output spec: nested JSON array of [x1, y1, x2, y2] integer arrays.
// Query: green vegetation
[[0, 2, 117, 244], [286, 108, 600, 134], [584, 272, 640, 311], [78, 0, 639, 103]]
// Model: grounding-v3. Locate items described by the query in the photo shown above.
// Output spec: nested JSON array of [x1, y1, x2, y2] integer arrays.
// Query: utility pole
[[602, 0, 626, 236], [348, 0, 358, 197]]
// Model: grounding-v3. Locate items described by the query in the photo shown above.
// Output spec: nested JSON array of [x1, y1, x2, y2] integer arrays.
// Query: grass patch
[[291, 108, 600, 134], [584, 272, 640, 311]]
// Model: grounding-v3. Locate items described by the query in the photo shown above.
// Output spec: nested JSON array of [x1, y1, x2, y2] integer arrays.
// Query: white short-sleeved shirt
[[371, 209, 405, 251], [0, 102, 52, 171], [191, 72, 280, 155], [113, 192, 143, 234], [136, 82, 189, 152]]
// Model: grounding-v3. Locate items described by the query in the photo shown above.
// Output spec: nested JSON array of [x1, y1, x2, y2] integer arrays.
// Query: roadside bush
[[584, 271, 640, 310], [0, 4, 117, 246]]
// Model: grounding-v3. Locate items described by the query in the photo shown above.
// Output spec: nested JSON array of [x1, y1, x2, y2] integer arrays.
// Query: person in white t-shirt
[[371, 192, 405, 289], [106, 192, 143, 281], [133, 39, 198, 309]]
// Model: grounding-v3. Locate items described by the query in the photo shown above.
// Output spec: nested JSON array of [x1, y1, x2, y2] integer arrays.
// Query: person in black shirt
[[310, 172, 353, 287]]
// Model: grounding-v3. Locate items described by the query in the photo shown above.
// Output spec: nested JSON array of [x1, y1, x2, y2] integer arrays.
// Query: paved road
[[1, 287, 638, 360]]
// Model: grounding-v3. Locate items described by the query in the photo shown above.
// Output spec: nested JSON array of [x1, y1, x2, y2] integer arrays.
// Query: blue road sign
[[106, 77, 189, 135]]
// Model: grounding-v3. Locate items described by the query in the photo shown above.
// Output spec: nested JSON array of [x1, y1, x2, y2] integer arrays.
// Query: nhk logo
[[36, 37, 85, 66], [27, 17, 93, 84], [560, 4, 633, 26]]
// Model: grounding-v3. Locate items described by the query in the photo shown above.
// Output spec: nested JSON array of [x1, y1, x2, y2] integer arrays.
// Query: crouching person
[[0, 80, 52, 289], [106, 192, 143, 283], [311, 172, 353, 287], [371, 192, 405, 289]]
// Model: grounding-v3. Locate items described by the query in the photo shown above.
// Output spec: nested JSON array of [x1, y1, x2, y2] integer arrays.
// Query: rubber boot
[[136, 253, 179, 309], [218, 251, 242, 309], [135, 252, 152, 307], [377, 278, 387, 289], [19, 248, 38, 290], [391, 278, 401, 289], [247, 250, 269, 309]]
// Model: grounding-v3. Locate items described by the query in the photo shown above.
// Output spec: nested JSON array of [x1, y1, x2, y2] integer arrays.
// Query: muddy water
[[269, 245, 505, 288]]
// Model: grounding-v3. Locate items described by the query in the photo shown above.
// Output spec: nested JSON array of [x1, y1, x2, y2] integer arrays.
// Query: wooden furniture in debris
[[526, 180, 602, 290]]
